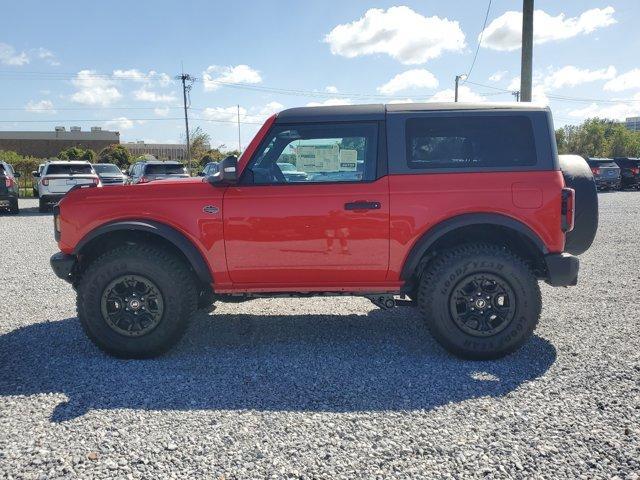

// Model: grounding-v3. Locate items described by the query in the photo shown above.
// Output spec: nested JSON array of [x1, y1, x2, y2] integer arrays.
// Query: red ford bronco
[[50, 103, 598, 360]]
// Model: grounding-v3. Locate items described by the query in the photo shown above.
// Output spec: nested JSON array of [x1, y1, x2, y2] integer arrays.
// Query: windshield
[[145, 164, 186, 175], [93, 164, 121, 175], [46, 164, 93, 175]]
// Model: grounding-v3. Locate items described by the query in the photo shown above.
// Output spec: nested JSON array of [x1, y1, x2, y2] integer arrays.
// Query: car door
[[223, 121, 389, 286]]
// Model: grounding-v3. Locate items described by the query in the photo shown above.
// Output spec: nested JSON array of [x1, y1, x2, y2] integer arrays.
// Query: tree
[[98, 144, 132, 169], [188, 127, 211, 164], [58, 146, 96, 162], [556, 118, 640, 158]]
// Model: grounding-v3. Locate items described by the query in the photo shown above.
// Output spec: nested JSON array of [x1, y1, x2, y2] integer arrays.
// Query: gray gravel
[[0, 196, 638, 479]]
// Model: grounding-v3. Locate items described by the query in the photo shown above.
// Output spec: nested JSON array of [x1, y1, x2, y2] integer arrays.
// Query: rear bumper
[[595, 179, 620, 190], [40, 194, 65, 204], [0, 193, 17, 207], [50, 252, 76, 283], [544, 253, 579, 287]]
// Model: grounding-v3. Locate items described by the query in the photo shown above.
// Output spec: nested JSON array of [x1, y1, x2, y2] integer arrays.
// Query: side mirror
[[32, 171, 40, 177], [207, 156, 237, 185], [14, 172, 21, 178]]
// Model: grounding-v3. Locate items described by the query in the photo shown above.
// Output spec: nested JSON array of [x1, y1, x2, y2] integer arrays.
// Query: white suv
[[36, 161, 100, 212]]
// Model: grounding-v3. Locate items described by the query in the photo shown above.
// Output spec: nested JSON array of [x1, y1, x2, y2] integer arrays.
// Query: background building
[[0, 127, 119, 157], [123, 141, 194, 161], [625, 117, 640, 132]]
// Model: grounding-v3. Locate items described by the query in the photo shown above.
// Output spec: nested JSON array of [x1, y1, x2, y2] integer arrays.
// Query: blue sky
[[1, 0, 639, 149]]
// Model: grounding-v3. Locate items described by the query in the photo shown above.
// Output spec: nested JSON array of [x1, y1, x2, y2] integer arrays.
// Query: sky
[[1, 0, 639, 150]]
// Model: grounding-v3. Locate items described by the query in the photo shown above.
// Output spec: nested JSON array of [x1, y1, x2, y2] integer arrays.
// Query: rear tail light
[[561, 188, 575, 233], [41, 177, 50, 186], [92, 177, 99, 186], [632, 167, 640, 175], [590, 167, 600, 175], [5, 177, 13, 188], [138, 176, 149, 184]]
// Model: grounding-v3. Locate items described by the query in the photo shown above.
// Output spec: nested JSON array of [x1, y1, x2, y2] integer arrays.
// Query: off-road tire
[[417, 243, 541, 360], [76, 245, 197, 358]]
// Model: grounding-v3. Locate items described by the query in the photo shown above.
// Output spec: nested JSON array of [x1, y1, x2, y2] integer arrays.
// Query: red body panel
[[57, 116, 567, 295]]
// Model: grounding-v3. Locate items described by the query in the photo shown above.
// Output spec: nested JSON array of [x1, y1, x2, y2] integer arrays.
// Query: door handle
[[344, 201, 381, 210]]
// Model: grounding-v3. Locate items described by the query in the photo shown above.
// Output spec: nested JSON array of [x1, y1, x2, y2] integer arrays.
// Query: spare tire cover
[[558, 155, 599, 255]]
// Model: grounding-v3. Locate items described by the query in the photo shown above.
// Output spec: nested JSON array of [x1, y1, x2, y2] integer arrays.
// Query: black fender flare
[[400, 213, 548, 280], [74, 220, 212, 284]]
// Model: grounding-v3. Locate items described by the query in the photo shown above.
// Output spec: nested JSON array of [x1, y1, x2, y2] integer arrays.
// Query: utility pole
[[520, 0, 534, 102], [512, 90, 520, 102], [454, 74, 467, 102], [176, 73, 196, 174], [237, 104, 242, 153]]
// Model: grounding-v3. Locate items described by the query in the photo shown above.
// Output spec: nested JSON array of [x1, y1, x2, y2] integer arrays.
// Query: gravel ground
[[0, 196, 638, 479]]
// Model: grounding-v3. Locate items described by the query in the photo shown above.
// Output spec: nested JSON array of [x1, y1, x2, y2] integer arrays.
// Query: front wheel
[[77, 245, 197, 358], [418, 243, 541, 360]]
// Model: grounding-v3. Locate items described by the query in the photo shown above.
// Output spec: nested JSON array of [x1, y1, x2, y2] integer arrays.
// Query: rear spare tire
[[558, 154, 599, 255]]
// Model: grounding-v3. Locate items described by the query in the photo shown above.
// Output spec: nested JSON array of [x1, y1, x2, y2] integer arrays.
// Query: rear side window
[[145, 164, 186, 175], [406, 116, 537, 169], [46, 164, 93, 175]]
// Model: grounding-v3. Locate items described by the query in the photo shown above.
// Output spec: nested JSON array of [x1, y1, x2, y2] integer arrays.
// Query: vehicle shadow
[[0, 309, 556, 422]]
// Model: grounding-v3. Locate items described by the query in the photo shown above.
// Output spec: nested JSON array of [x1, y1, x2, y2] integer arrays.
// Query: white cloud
[[568, 93, 640, 120], [377, 69, 438, 94], [604, 68, 640, 92], [306, 98, 353, 107], [133, 88, 177, 103], [113, 69, 171, 87], [387, 98, 414, 104], [35, 48, 59, 66], [324, 6, 465, 65], [104, 117, 136, 130], [25, 99, 56, 114], [325, 85, 339, 94], [429, 86, 485, 103], [70, 70, 122, 106], [202, 65, 262, 91], [544, 65, 616, 89], [481, 6, 616, 51], [154, 107, 170, 117], [0, 42, 29, 66], [489, 70, 507, 82], [202, 102, 284, 125]]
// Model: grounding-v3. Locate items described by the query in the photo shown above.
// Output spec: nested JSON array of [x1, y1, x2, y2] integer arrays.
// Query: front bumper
[[544, 253, 579, 286], [50, 252, 76, 283]]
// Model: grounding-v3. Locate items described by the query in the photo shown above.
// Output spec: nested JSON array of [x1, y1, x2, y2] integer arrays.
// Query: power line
[[463, 0, 492, 82]]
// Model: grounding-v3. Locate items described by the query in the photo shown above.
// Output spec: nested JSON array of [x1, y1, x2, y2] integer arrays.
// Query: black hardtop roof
[[276, 102, 549, 123], [613, 156, 640, 161], [139, 160, 184, 165]]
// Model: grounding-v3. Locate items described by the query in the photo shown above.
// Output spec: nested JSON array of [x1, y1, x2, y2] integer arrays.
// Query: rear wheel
[[77, 245, 197, 358], [9, 198, 19, 214], [417, 243, 541, 360]]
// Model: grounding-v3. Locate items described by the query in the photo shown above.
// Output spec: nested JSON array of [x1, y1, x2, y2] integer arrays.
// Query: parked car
[[35, 161, 100, 212], [32, 163, 45, 197], [0, 161, 20, 214], [127, 160, 188, 184], [586, 157, 621, 190], [51, 103, 598, 360], [276, 162, 308, 182], [613, 157, 640, 189], [198, 162, 220, 177], [93, 163, 126, 186]]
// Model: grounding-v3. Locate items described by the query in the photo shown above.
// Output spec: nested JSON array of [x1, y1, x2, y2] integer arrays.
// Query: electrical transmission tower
[[176, 73, 196, 174]]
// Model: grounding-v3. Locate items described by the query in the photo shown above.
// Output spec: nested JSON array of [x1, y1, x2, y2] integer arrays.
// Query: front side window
[[406, 116, 537, 169], [244, 123, 377, 184]]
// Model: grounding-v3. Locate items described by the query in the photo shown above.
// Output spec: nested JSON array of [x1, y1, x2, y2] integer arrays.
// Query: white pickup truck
[[35, 161, 100, 212]]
